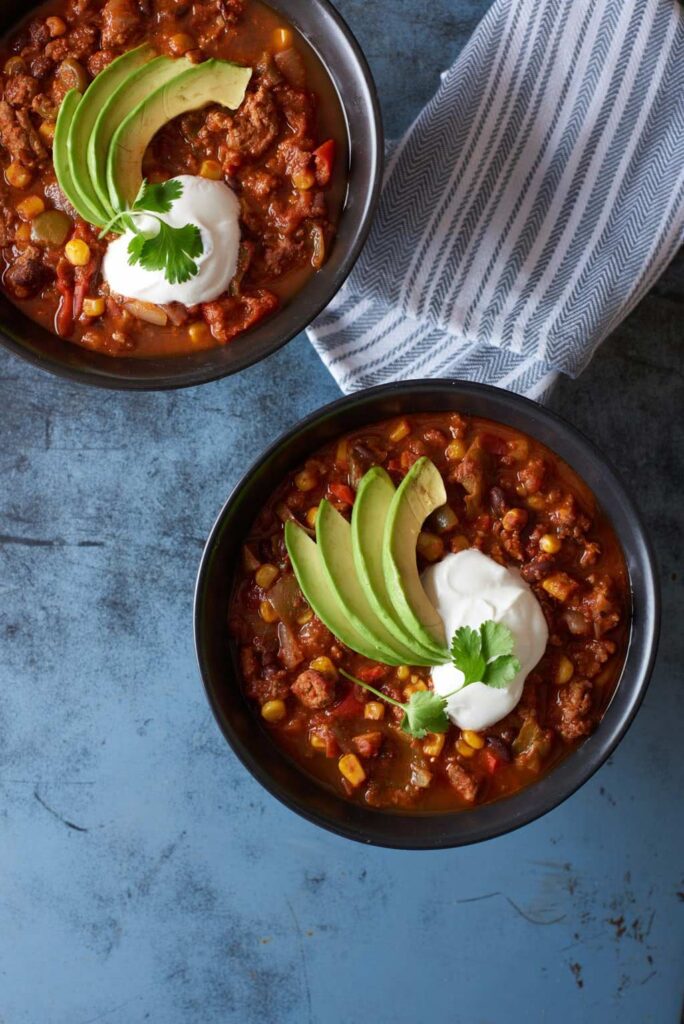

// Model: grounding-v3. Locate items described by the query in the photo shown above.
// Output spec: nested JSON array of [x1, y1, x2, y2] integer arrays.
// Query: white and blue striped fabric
[[308, 0, 684, 400]]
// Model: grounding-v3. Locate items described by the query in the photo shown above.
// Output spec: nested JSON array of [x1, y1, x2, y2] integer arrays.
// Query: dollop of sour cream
[[102, 175, 241, 306], [422, 549, 548, 731]]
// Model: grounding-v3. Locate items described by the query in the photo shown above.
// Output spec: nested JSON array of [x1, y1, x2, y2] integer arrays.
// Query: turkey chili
[[0, 0, 346, 356], [228, 413, 630, 812]]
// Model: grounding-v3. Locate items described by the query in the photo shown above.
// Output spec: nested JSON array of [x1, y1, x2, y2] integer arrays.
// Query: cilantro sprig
[[339, 620, 521, 739], [339, 667, 449, 739], [450, 620, 520, 688], [99, 178, 203, 285]]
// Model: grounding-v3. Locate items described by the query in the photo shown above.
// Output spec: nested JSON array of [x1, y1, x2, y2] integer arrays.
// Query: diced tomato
[[313, 139, 335, 187], [481, 749, 501, 775], [328, 482, 355, 506], [355, 664, 387, 683], [328, 688, 365, 718]]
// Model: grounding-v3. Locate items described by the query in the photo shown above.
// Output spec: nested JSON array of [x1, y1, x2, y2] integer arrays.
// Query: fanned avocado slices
[[67, 44, 155, 225], [352, 466, 448, 665], [88, 53, 192, 216], [284, 522, 405, 667], [316, 500, 434, 666], [382, 457, 449, 658], [285, 457, 452, 668], [53, 90, 87, 221], [106, 59, 252, 211]]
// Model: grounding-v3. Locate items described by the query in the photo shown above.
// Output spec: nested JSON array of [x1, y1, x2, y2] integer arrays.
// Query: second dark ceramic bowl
[[0, 0, 382, 389], [194, 381, 660, 848]]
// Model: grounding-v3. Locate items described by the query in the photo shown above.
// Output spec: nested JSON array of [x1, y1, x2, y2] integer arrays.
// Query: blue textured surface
[[1, 1, 683, 1021]]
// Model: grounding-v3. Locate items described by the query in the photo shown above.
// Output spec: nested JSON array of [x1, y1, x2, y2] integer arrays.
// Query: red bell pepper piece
[[328, 688, 365, 718], [313, 138, 335, 187], [55, 259, 74, 338], [328, 482, 355, 506], [355, 664, 387, 683]]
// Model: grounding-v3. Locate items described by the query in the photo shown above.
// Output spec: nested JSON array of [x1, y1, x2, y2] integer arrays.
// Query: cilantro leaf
[[400, 689, 450, 739], [480, 619, 515, 661], [482, 655, 520, 688], [450, 626, 486, 686], [127, 220, 202, 285], [450, 620, 521, 691], [133, 177, 183, 215]]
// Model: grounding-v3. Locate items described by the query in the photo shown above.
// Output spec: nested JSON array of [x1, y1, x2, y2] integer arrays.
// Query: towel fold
[[308, 0, 684, 400]]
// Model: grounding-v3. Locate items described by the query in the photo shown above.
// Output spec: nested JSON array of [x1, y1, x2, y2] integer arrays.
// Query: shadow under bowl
[[194, 380, 660, 848]]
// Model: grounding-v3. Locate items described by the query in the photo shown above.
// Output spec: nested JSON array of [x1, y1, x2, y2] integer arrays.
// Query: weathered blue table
[[1, 1, 682, 1020]]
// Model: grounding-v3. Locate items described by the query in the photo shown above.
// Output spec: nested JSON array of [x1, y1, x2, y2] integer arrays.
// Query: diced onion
[[123, 300, 168, 326]]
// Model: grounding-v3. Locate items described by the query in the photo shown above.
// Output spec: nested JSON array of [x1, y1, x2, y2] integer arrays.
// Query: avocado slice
[[382, 458, 450, 660], [67, 44, 155, 225], [106, 59, 252, 210], [284, 522, 404, 667], [89, 54, 192, 216], [352, 466, 444, 664], [316, 500, 433, 667], [53, 90, 89, 220]]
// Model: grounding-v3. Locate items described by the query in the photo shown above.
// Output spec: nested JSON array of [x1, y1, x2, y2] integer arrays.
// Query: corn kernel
[[297, 608, 313, 625], [255, 563, 279, 589], [446, 439, 466, 461], [396, 665, 410, 682], [310, 656, 337, 680], [46, 16, 67, 36], [305, 505, 319, 528], [335, 438, 348, 469], [403, 681, 428, 698], [389, 419, 411, 443], [450, 534, 469, 553], [554, 655, 574, 686], [188, 321, 210, 345], [292, 169, 316, 191], [168, 32, 195, 55], [16, 196, 45, 221], [507, 438, 529, 461], [527, 494, 546, 511], [310, 733, 327, 751], [456, 737, 475, 758], [417, 531, 444, 562], [259, 600, 279, 623], [364, 701, 385, 721], [295, 468, 318, 491], [338, 753, 366, 787], [82, 297, 105, 318], [462, 729, 484, 750], [540, 533, 562, 554], [65, 238, 90, 266], [261, 699, 286, 723], [502, 508, 528, 532], [39, 121, 55, 145], [423, 732, 446, 757], [199, 159, 222, 180], [6, 162, 33, 189], [15, 222, 31, 243], [273, 26, 294, 50]]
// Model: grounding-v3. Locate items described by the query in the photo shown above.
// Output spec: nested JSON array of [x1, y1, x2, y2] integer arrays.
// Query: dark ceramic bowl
[[194, 381, 660, 848], [0, 0, 382, 389]]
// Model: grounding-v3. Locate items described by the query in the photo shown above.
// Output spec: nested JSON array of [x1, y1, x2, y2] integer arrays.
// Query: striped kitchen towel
[[308, 0, 684, 400]]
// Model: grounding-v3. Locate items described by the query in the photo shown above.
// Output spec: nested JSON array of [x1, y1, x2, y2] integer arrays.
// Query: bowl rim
[[194, 380, 661, 849], [0, 0, 383, 390]]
